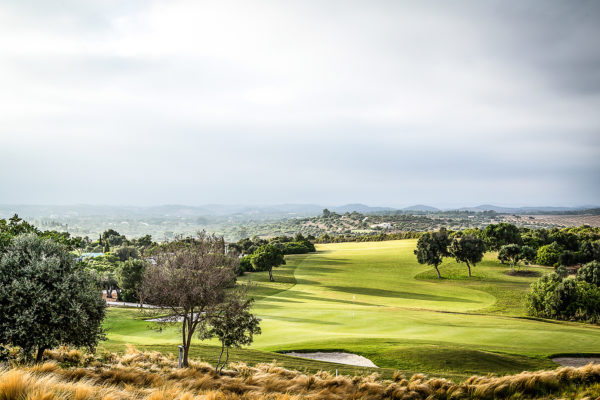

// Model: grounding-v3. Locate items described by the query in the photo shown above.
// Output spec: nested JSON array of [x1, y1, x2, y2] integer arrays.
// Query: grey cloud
[[0, 0, 598, 207]]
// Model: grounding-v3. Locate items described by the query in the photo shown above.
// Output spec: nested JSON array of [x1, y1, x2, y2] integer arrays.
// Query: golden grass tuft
[[2, 347, 600, 399]]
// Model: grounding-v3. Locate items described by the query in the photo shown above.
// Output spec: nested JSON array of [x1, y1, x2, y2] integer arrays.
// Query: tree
[[577, 261, 600, 287], [250, 244, 285, 282], [498, 244, 523, 270], [414, 228, 450, 279], [118, 259, 147, 303], [141, 233, 237, 367], [558, 250, 577, 267], [0, 214, 39, 253], [0, 234, 106, 362], [114, 246, 140, 262], [449, 235, 485, 277], [84, 254, 121, 299], [205, 289, 261, 374], [483, 223, 522, 251], [520, 245, 537, 266], [322, 209, 331, 218], [536, 242, 562, 266]]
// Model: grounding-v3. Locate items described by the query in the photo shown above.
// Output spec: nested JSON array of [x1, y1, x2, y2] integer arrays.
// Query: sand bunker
[[552, 357, 600, 367], [285, 352, 378, 368]]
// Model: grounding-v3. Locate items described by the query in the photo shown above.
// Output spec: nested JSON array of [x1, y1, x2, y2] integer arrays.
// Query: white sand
[[285, 352, 378, 368], [552, 357, 600, 367]]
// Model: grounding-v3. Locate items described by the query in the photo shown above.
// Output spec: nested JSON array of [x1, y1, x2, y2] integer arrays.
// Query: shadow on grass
[[261, 315, 342, 325], [324, 285, 477, 303]]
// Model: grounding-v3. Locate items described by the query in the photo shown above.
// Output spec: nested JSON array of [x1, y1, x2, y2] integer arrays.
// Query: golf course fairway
[[103, 240, 600, 379]]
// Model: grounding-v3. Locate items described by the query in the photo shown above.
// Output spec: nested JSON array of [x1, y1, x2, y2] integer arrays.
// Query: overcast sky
[[1, 1, 599, 208]]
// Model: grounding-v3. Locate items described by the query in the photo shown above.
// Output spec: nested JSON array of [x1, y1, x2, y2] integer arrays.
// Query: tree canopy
[[250, 244, 286, 282], [0, 234, 106, 361], [449, 235, 485, 277], [141, 233, 238, 367], [414, 228, 450, 279]]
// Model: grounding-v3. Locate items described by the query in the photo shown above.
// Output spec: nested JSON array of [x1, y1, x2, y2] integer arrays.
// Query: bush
[[527, 272, 600, 323], [237, 256, 252, 276], [281, 241, 315, 254], [536, 242, 562, 266], [577, 261, 600, 286], [558, 250, 576, 266]]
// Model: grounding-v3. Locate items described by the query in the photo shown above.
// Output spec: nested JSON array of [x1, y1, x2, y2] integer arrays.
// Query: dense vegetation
[[528, 261, 600, 323]]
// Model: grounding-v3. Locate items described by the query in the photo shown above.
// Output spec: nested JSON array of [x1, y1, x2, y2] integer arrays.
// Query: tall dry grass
[[1, 346, 599, 399]]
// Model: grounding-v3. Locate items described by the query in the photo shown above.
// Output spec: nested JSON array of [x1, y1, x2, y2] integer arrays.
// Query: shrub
[[536, 242, 562, 266], [577, 261, 600, 286], [558, 250, 576, 267], [527, 272, 600, 323]]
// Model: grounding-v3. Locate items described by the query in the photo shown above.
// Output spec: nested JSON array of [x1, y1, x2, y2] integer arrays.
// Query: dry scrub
[[1, 346, 600, 399]]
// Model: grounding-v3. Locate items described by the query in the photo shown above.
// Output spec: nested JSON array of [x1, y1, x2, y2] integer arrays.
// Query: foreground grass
[[102, 240, 600, 378], [2, 347, 600, 400]]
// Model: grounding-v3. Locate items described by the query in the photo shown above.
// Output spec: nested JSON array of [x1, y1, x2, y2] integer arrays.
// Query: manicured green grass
[[102, 240, 600, 380]]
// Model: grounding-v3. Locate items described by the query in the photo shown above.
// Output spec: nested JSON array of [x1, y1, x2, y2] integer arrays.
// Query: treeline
[[314, 231, 423, 243], [229, 234, 316, 279], [457, 224, 600, 267]]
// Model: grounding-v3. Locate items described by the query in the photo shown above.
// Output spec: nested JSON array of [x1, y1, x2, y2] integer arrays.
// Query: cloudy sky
[[1, 0, 599, 208]]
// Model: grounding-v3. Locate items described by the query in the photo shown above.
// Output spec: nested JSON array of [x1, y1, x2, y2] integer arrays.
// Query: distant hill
[[402, 204, 440, 212], [2, 203, 598, 221], [456, 205, 599, 214], [330, 204, 396, 214]]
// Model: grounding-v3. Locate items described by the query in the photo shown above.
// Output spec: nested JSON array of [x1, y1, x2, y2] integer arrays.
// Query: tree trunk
[[216, 343, 225, 373], [182, 316, 189, 368], [36, 346, 47, 363], [434, 265, 441, 279], [466, 261, 472, 277], [222, 347, 229, 373], [268, 267, 274, 282], [183, 315, 194, 368]]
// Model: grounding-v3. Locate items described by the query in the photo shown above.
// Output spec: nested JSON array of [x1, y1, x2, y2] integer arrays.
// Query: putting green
[[103, 240, 600, 377]]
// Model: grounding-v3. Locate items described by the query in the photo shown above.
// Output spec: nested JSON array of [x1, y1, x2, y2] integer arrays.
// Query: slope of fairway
[[102, 239, 600, 378], [244, 240, 600, 374]]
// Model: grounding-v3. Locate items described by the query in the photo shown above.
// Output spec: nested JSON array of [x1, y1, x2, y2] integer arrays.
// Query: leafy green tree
[[237, 255, 252, 275], [483, 223, 522, 251], [83, 254, 121, 299], [558, 250, 577, 267], [536, 242, 562, 266], [498, 244, 523, 270], [577, 261, 600, 286], [0, 234, 106, 361], [114, 246, 140, 262], [251, 244, 286, 282], [579, 241, 600, 264], [118, 259, 147, 302], [414, 228, 450, 279], [205, 291, 261, 374], [322, 209, 331, 218], [0, 214, 39, 253], [520, 245, 537, 265], [131, 234, 155, 249], [449, 235, 485, 277]]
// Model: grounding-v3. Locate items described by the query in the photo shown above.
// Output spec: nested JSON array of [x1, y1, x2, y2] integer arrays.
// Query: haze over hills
[[1, 203, 598, 220]]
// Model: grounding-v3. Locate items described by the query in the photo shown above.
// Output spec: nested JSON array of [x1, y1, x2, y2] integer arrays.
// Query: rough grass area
[[102, 240, 600, 379], [2, 347, 600, 400]]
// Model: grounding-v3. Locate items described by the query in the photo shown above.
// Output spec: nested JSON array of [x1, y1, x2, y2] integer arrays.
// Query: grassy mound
[[1, 347, 600, 400]]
